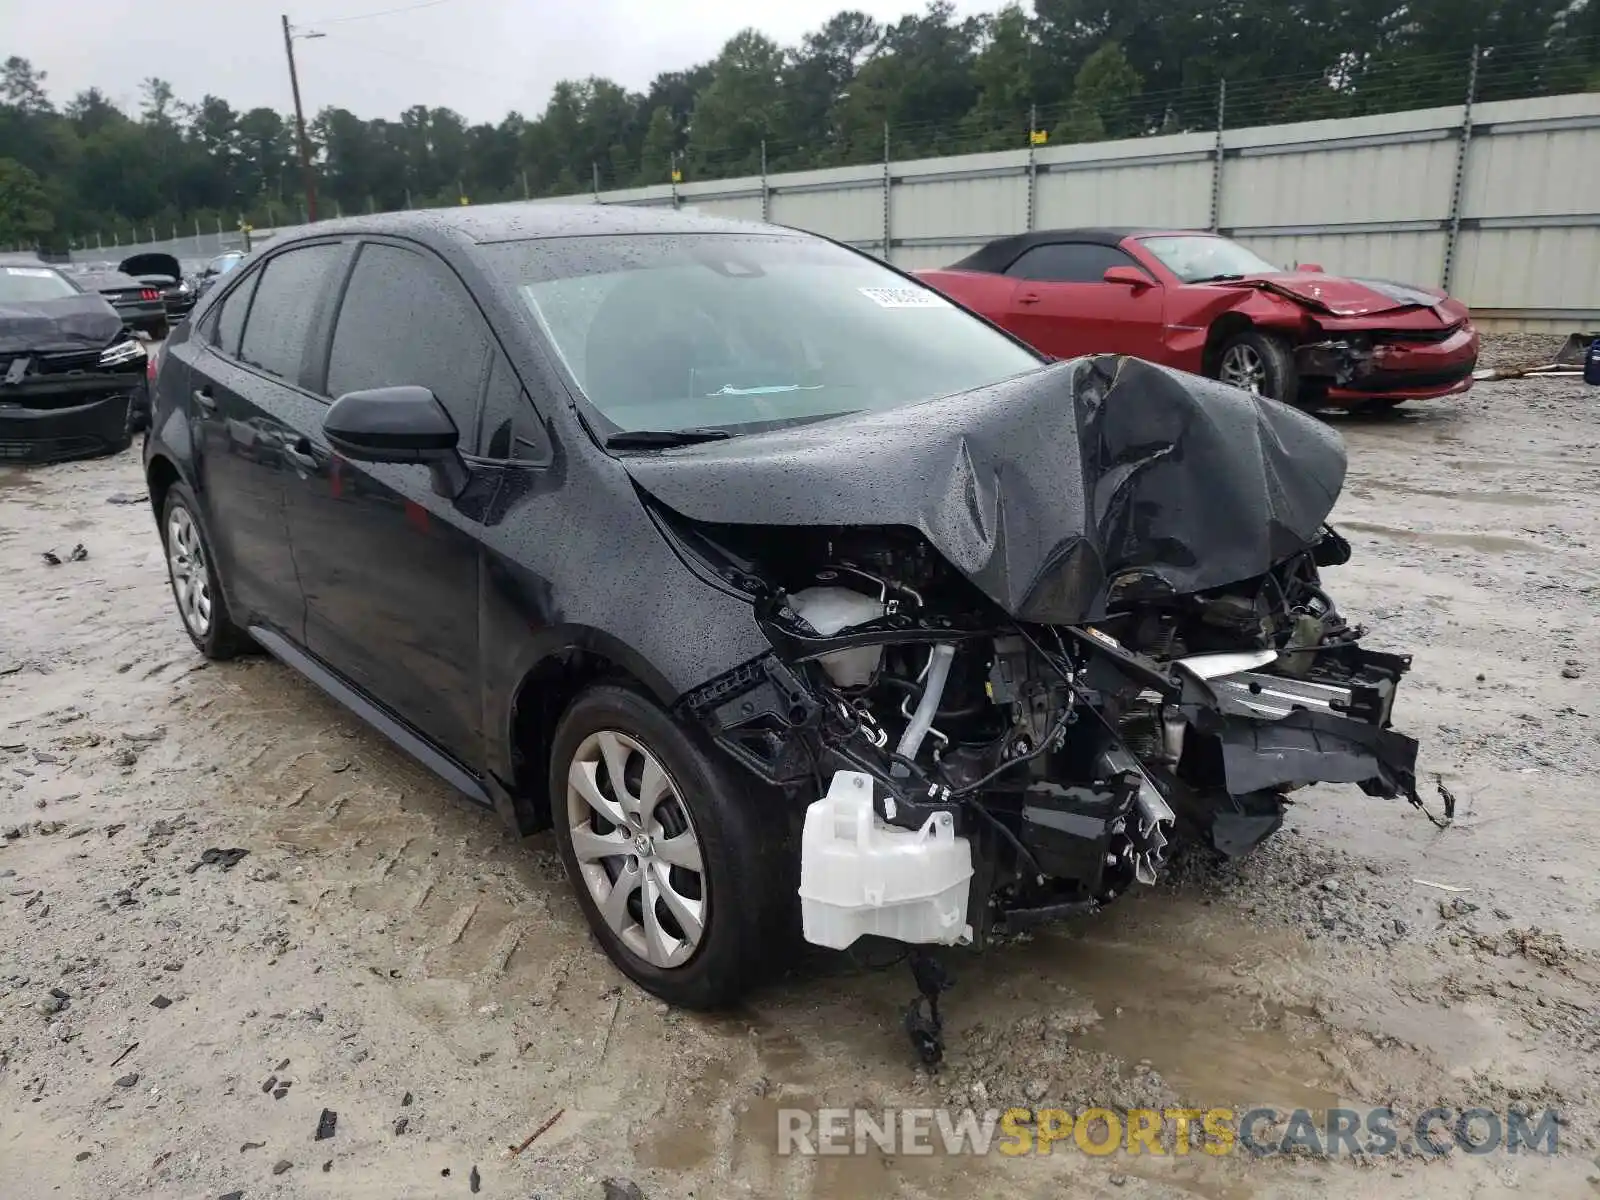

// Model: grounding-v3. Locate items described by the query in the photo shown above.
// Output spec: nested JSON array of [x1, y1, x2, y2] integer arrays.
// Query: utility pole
[[281, 14, 320, 222]]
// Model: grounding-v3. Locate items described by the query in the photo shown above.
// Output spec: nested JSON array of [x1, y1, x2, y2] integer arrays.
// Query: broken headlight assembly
[[98, 338, 148, 368]]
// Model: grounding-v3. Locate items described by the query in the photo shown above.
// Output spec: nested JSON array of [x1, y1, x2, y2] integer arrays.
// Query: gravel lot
[[2, 344, 1598, 1199]]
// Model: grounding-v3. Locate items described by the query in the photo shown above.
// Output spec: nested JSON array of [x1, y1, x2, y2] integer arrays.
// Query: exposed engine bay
[[627, 355, 1450, 1062], [676, 518, 1448, 958]]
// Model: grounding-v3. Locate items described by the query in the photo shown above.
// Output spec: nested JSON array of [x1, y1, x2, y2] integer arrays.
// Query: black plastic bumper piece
[[0, 388, 135, 463], [1215, 707, 1420, 798]]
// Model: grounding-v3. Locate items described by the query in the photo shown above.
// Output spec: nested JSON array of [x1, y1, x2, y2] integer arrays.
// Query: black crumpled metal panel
[[621, 355, 1348, 625]]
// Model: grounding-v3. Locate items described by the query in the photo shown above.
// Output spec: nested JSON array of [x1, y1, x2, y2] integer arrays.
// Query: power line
[[301, 0, 458, 26], [330, 35, 531, 88]]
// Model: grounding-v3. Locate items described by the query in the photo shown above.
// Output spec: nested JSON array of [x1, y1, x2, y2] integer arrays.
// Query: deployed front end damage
[[631, 356, 1444, 1026]]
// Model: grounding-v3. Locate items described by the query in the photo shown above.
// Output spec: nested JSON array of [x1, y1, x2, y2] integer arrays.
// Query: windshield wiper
[[1192, 273, 1247, 283], [604, 427, 733, 449]]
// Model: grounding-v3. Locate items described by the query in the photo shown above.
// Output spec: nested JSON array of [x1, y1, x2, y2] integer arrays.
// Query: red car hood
[[1219, 272, 1456, 318]]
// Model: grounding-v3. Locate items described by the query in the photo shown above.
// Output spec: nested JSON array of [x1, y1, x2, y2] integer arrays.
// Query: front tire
[[1216, 330, 1297, 403], [548, 683, 785, 1008], [160, 483, 251, 660]]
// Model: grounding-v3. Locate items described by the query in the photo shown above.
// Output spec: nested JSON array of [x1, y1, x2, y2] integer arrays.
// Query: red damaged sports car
[[915, 228, 1479, 409]]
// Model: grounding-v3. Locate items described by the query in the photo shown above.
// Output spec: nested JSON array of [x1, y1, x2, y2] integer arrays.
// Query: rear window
[[0, 266, 79, 303]]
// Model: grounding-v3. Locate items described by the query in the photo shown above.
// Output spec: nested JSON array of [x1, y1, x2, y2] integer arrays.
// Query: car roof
[[80, 271, 142, 287], [268, 202, 786, 250], [951, 227, 1206, 273]]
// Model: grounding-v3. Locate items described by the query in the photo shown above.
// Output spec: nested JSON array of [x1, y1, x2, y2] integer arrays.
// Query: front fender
[[1162, 288, 1312, 369]]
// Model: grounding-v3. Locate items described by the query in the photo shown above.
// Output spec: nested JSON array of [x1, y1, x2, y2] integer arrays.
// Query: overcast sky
[[15, 0, 1004, 125]]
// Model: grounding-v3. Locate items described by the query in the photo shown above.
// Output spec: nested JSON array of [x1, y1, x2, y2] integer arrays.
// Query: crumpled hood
[[1229, 272, 1449, 318], [0, 296, 123, 354], [623, 355, 1347, 624]]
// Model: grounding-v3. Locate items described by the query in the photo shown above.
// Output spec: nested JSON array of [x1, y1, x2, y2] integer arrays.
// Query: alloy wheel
[[166, 506, 213, 639], [566, 730, 707, 969], [1219, 344, 1267, 393]]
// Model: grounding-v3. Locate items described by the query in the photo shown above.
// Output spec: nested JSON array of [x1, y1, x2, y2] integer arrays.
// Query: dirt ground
[[2, 339, 1598, 1200]]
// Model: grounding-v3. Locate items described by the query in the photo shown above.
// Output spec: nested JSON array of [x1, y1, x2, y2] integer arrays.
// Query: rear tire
[[160, 483, 251, 660], [1216, 330, 1297, 404], [548, 683, 787, 1009]]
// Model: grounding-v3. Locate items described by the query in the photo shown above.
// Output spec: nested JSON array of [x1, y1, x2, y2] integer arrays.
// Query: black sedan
[[1, 262, 150, 463], [120, 252, 197, 324], [141, 204, 1432, 1014], [78, 269, 169, 340]]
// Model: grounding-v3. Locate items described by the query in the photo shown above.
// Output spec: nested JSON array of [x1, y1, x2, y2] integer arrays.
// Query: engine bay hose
[[895, 643, 955, 761]]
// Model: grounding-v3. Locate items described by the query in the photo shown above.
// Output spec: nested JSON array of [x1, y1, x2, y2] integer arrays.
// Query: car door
[[182, 244, 345, 639], [1002, 242, 1166, 359], [282, 238, 495, 769]]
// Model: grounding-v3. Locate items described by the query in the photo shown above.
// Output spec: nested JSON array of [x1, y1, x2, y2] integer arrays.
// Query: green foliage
[[0, 5, 1595, 243], [0, 157, 52, 244]]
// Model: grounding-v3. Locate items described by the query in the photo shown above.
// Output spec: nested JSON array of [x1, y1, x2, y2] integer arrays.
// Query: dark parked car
[[79, 269, 169, 340], [142, 205, 1437, 1013], [1, 262, 150, 463], [121, 252, 196, 324]]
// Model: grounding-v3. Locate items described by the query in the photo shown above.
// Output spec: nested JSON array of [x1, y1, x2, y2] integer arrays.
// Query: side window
[[210, 269, 259, 357], [238, 243, 344, 383], [325, 243, 491, 438], [1005, 243, 1139, 283], [478, 351, 550, 462]]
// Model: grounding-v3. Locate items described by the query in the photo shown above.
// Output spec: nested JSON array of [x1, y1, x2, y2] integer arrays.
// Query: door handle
[[1016, 292, 1042, 305], [284, 436, 319, 472], [192, 387, 217, 412]]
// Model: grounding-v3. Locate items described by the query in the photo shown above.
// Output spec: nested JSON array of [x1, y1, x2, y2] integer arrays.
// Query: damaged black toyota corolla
[[143, 206, 1446, 1019]]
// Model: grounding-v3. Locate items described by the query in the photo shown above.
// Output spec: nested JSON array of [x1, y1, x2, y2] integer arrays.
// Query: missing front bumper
[[0, 388, 136, 463]]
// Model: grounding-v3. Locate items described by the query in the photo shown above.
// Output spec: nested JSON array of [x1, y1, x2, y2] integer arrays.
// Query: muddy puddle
[[1336, 519, 1552, 555]]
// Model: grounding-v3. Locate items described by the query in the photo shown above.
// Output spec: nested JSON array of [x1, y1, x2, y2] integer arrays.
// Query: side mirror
[[1103, 265, 1155, 289], [1298, 262, 1325, 273], [324, 385, 468, 498]]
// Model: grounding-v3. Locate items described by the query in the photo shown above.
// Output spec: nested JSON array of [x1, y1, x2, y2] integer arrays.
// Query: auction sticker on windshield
[[858, 286, 950, 308]]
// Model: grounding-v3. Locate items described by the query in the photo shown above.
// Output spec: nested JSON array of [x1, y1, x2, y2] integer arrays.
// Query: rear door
[[281, 238, 495, 768], [1002, 242, 1166, 359], [180, 242, 346, 639]]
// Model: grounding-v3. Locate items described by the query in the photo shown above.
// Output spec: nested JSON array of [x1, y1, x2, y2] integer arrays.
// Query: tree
[[964, 5, 1037, 148], [0, 157, 53, 244], [1, 58, 53, 114], [141, 77, 178, 127], [688, 30, 787, 174], [829, 2, 985, 160], [637, 105, 677, 184], [66, 88, 121, 135], [780, 11, 883, 163], [1055, 41, 1143, 142]]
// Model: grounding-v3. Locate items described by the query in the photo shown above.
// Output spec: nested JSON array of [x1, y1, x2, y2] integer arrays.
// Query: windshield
[[209, 254, 243, 275], [1137, 235, 1280, 283], [0, 265, 79, 302], [487, 233, 1042, 438]]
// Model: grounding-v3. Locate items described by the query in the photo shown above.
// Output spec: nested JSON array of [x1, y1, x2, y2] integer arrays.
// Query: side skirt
[[247, 624, 496, 811]]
